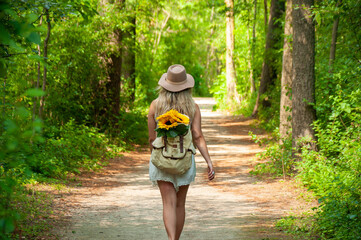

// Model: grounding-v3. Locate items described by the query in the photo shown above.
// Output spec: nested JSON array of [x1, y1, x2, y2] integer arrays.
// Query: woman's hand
[[208, 165, 215, 181]]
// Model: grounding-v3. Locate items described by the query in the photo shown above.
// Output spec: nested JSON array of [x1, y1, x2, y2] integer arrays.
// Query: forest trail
[[55, 98, 315, 240]]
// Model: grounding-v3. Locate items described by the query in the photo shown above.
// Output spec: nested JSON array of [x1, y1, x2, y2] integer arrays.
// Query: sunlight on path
[[57, 98, 271, 240]]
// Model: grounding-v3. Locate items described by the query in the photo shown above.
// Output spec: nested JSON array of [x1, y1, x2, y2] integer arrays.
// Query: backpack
[[151, 128, 196, 175]]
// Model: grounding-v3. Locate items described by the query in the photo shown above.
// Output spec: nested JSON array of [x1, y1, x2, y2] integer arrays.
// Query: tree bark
[[205, 6, 215, 89], [247, 0, 257, 94], [252, 0, 285, 116], [264, 0, 268, 31], [329, 15, 339, 73], [104, 0, 125, 126], [292, 0, 317, 152], [225, 0, 240, 104], [122, 15, 136, 102], [107, 27, 123, 118], [279, 0, 293, 139], [39, 8, 50, 119], [34, 16, 42, 121]]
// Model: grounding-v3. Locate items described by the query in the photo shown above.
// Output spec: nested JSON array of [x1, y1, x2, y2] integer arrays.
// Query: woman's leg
[[158, 181, 177, 240], [175, 184, 189, 240]]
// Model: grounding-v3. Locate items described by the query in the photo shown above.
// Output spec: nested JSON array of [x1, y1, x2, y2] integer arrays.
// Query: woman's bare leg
[[175, 184, 189, 240], [158, 181, 177, 240]]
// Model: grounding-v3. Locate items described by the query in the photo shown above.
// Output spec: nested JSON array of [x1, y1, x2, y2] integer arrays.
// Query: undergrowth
[[1, 105, 148, 239]]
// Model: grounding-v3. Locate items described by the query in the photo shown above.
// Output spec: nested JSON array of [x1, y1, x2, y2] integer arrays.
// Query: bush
[[249, 129, 293, 178], [295, 88, 361, 240], [29, 119, 118, 178]]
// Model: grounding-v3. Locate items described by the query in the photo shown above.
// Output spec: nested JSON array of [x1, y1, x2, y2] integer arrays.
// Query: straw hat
[[158, 64, 194, 92]]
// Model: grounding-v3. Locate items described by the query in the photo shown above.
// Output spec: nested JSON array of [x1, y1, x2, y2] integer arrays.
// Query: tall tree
[[329, 2, 340, 73], [247, 0, 257, 94], [292, 0, 317, 152], [252, 0, 285, 116], [279, 0, 293, 139], [264, 0, 268, 30], [225, 0, 240, 104], [103, 0, 125, 126], [122, 14, 136, 102], [39, 8, 51, 119]]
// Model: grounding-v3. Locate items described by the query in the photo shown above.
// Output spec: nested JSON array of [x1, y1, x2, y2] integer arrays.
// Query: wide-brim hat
[[158, 64, 194, 92]]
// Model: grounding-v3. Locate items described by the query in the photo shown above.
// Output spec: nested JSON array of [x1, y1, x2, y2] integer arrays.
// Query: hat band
[[165, 78, 188, 85]]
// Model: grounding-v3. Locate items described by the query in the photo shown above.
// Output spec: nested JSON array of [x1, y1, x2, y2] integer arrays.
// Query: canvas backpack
[[151, 128, 196, 175]]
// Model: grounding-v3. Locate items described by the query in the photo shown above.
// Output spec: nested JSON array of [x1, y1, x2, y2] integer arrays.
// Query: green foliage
[[115, 110, 148, 146], [275, 212, 318, 239], [30, 119, 118, 178], [296, 94, 361, 239], [249, 129, 293, 178], [156, 123, 189, 138], [0, 105, 42, 239], [10, 189, 54, 239]]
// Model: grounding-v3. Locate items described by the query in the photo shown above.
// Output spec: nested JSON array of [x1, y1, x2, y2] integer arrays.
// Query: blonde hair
[[155, 87, 196, 121]]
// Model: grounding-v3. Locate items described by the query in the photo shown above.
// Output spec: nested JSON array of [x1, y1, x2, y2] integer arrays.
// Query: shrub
[[249, 129, 293, 178]]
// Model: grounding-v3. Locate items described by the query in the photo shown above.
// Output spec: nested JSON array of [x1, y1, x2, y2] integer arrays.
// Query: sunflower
[[173, 110, 189, 125], [156, 109, 189, 130], [158, 120, 178, 130]]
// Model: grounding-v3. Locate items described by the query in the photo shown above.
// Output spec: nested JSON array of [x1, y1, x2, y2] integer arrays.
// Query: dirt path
[[55, 98, 315, 240]]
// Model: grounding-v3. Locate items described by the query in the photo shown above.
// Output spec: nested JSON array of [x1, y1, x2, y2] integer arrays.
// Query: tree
[[292, 0, 317, 152], [279, 0, 292, 139], [39, 8, 51, 119], [247, 0, 257, 94], [252, 0, 285, 116], [121, 14, 136, 102], [328, 1, 340, 73], [225, 0, 240, 104]]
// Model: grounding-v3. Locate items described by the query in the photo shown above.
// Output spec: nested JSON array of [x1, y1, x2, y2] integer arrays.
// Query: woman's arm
[[191, 104, 215, 180], [148, 100, 157, 152]]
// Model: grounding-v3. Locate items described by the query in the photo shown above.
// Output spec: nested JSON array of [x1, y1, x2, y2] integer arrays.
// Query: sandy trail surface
[[55, 98, 315, 240]]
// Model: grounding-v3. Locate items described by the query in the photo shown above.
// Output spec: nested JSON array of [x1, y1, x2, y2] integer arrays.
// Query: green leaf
[[26, 32, 41, 44], [157, 131, 165, 137], [167, 130, 178, 138], [2, 218, 15, 234], [28, 55, 44, 61], [174, 123, 189, 135], [25, 88, 45, 97]]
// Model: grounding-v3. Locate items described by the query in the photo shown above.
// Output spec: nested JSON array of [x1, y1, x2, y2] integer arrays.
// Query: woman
[[148, 64, 215, 240]]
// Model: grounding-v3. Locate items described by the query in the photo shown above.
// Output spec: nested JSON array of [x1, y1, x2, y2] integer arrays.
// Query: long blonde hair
[[155, 87, 196, 121]]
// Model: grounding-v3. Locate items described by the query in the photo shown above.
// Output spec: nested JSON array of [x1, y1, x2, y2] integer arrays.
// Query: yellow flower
[[174, 111, 189, 124], [156, 109, 189, 130], [158, 121, 178, 130]]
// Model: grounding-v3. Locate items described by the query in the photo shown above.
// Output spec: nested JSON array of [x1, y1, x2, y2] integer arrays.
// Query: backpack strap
[[163, 135, 167, 152], [180, 135, 184, 153]]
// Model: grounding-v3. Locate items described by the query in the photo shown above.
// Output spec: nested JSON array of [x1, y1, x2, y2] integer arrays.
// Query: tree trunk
[[205, 6, 215, 89], [107, 28, 123, 118], [122, 15, 136, 102], [39, 9, 50, 119], [279, 0, 293, 139], [104, 0, 125, 127], [264, 0, 268, 31], [292, 0, 317, 153], [225, 0, 240, 104], [252, 0, 285, 116], [251, 0, 257, 93], [329, 15, 339, 73], [247, 0, 257, 94]]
